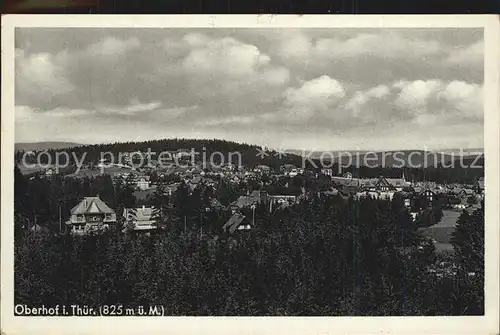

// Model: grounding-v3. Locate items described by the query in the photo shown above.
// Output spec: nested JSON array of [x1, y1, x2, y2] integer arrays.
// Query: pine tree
[[151, 184, 172, 231]]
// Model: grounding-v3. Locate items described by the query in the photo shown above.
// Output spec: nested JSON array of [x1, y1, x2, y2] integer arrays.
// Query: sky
[[15, 28, 484, 151]]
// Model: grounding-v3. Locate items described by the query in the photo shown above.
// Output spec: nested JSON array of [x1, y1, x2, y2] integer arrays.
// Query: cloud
[[283, 75, 346, 120], [182, 34, 290, 97], [447, 41, 483, 67], [15, 36, 144, 109], [102, 100, 162, 115], [15, 104, 199, 143], [202, 115, 258, 126], [277, 31, 441, 61], [269, 30, 483, 86], [284, 75, 346, 108], [346, 84, 391, 115], [437, 81, 483, 119], [395, 79, 443, 110], [276, 32, 312, 59], [14, 29, 484, 150], [15, 49, 74, 105], [317, 32, 441, 59], [87, 37, 140, 57], [393, 79, 483, 124]]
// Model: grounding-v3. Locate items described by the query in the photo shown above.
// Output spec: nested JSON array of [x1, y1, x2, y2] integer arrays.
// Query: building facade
[[66, 196, 117, 235], [122, 206, 157, 233]]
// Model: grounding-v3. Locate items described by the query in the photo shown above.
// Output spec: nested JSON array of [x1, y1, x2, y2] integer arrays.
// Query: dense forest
[[14, 167, 484, 316]]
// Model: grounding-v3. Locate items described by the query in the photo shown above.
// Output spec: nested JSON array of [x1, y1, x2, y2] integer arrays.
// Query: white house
[[122, 206, 157, 233], [136, 176, 151, 190]]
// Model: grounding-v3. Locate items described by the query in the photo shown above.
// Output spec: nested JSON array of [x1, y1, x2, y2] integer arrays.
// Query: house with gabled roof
[[122, 206, 157, 233], [66, 196, 117, 235], [209, 198, 226, 211], [222, 213, 252, 234], [373, 176, 397, 192], [420, 187, 437, 203]]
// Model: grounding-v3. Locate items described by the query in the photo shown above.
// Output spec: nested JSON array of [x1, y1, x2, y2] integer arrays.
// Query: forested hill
[[16, 139, 484, 170], [14, 138, 307, 169], [15, 142, 82, 151]]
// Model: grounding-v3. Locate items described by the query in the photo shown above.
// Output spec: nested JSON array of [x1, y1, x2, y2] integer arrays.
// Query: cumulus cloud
[[447, 41, 483, 67], [183, 37, 269, 76], [16, 49, 74, 105], [283, 75, 346, 119], [437, 81, 483, 118], [285, 75, 346, 107], [346, 84, 391, 115], [182, 35, 290, 97], [395, 80, 443, 110], [87, 37, 140, 57], [317, 32, 441, 59], [277, 31, 441, 61], [14, 28, 484, 150], [393, 79, 483, 124]]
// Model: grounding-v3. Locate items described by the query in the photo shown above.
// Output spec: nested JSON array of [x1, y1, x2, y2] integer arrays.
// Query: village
[[10, 24, 489, 319], [38, 148, 485, 238]]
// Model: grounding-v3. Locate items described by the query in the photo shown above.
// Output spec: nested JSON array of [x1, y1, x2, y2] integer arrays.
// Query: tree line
[[14, 166, 484, 315]]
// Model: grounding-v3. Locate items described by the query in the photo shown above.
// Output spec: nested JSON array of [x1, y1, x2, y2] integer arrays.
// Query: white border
[[2, 15, 499, 335]]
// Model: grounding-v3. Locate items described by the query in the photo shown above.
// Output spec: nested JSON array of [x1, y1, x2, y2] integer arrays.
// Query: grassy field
[[420, 210, 461, 253]]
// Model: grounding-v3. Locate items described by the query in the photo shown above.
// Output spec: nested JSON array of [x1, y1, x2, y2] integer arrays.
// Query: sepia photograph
[[1, 15, 499, 335]]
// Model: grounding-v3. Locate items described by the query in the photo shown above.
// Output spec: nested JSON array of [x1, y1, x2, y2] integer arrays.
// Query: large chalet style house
[[122, 206, 157, 234], [334, 174, 410, 200], [66, 196, 117, 235]]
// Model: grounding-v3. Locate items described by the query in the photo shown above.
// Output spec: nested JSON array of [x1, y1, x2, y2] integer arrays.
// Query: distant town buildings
[[43, 144, 484, 238]]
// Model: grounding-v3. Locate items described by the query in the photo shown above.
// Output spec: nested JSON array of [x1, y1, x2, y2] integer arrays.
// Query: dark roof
[[210, 198, 225, 209], [231, 195, 260, 209], [374, 176, 397, 190]]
